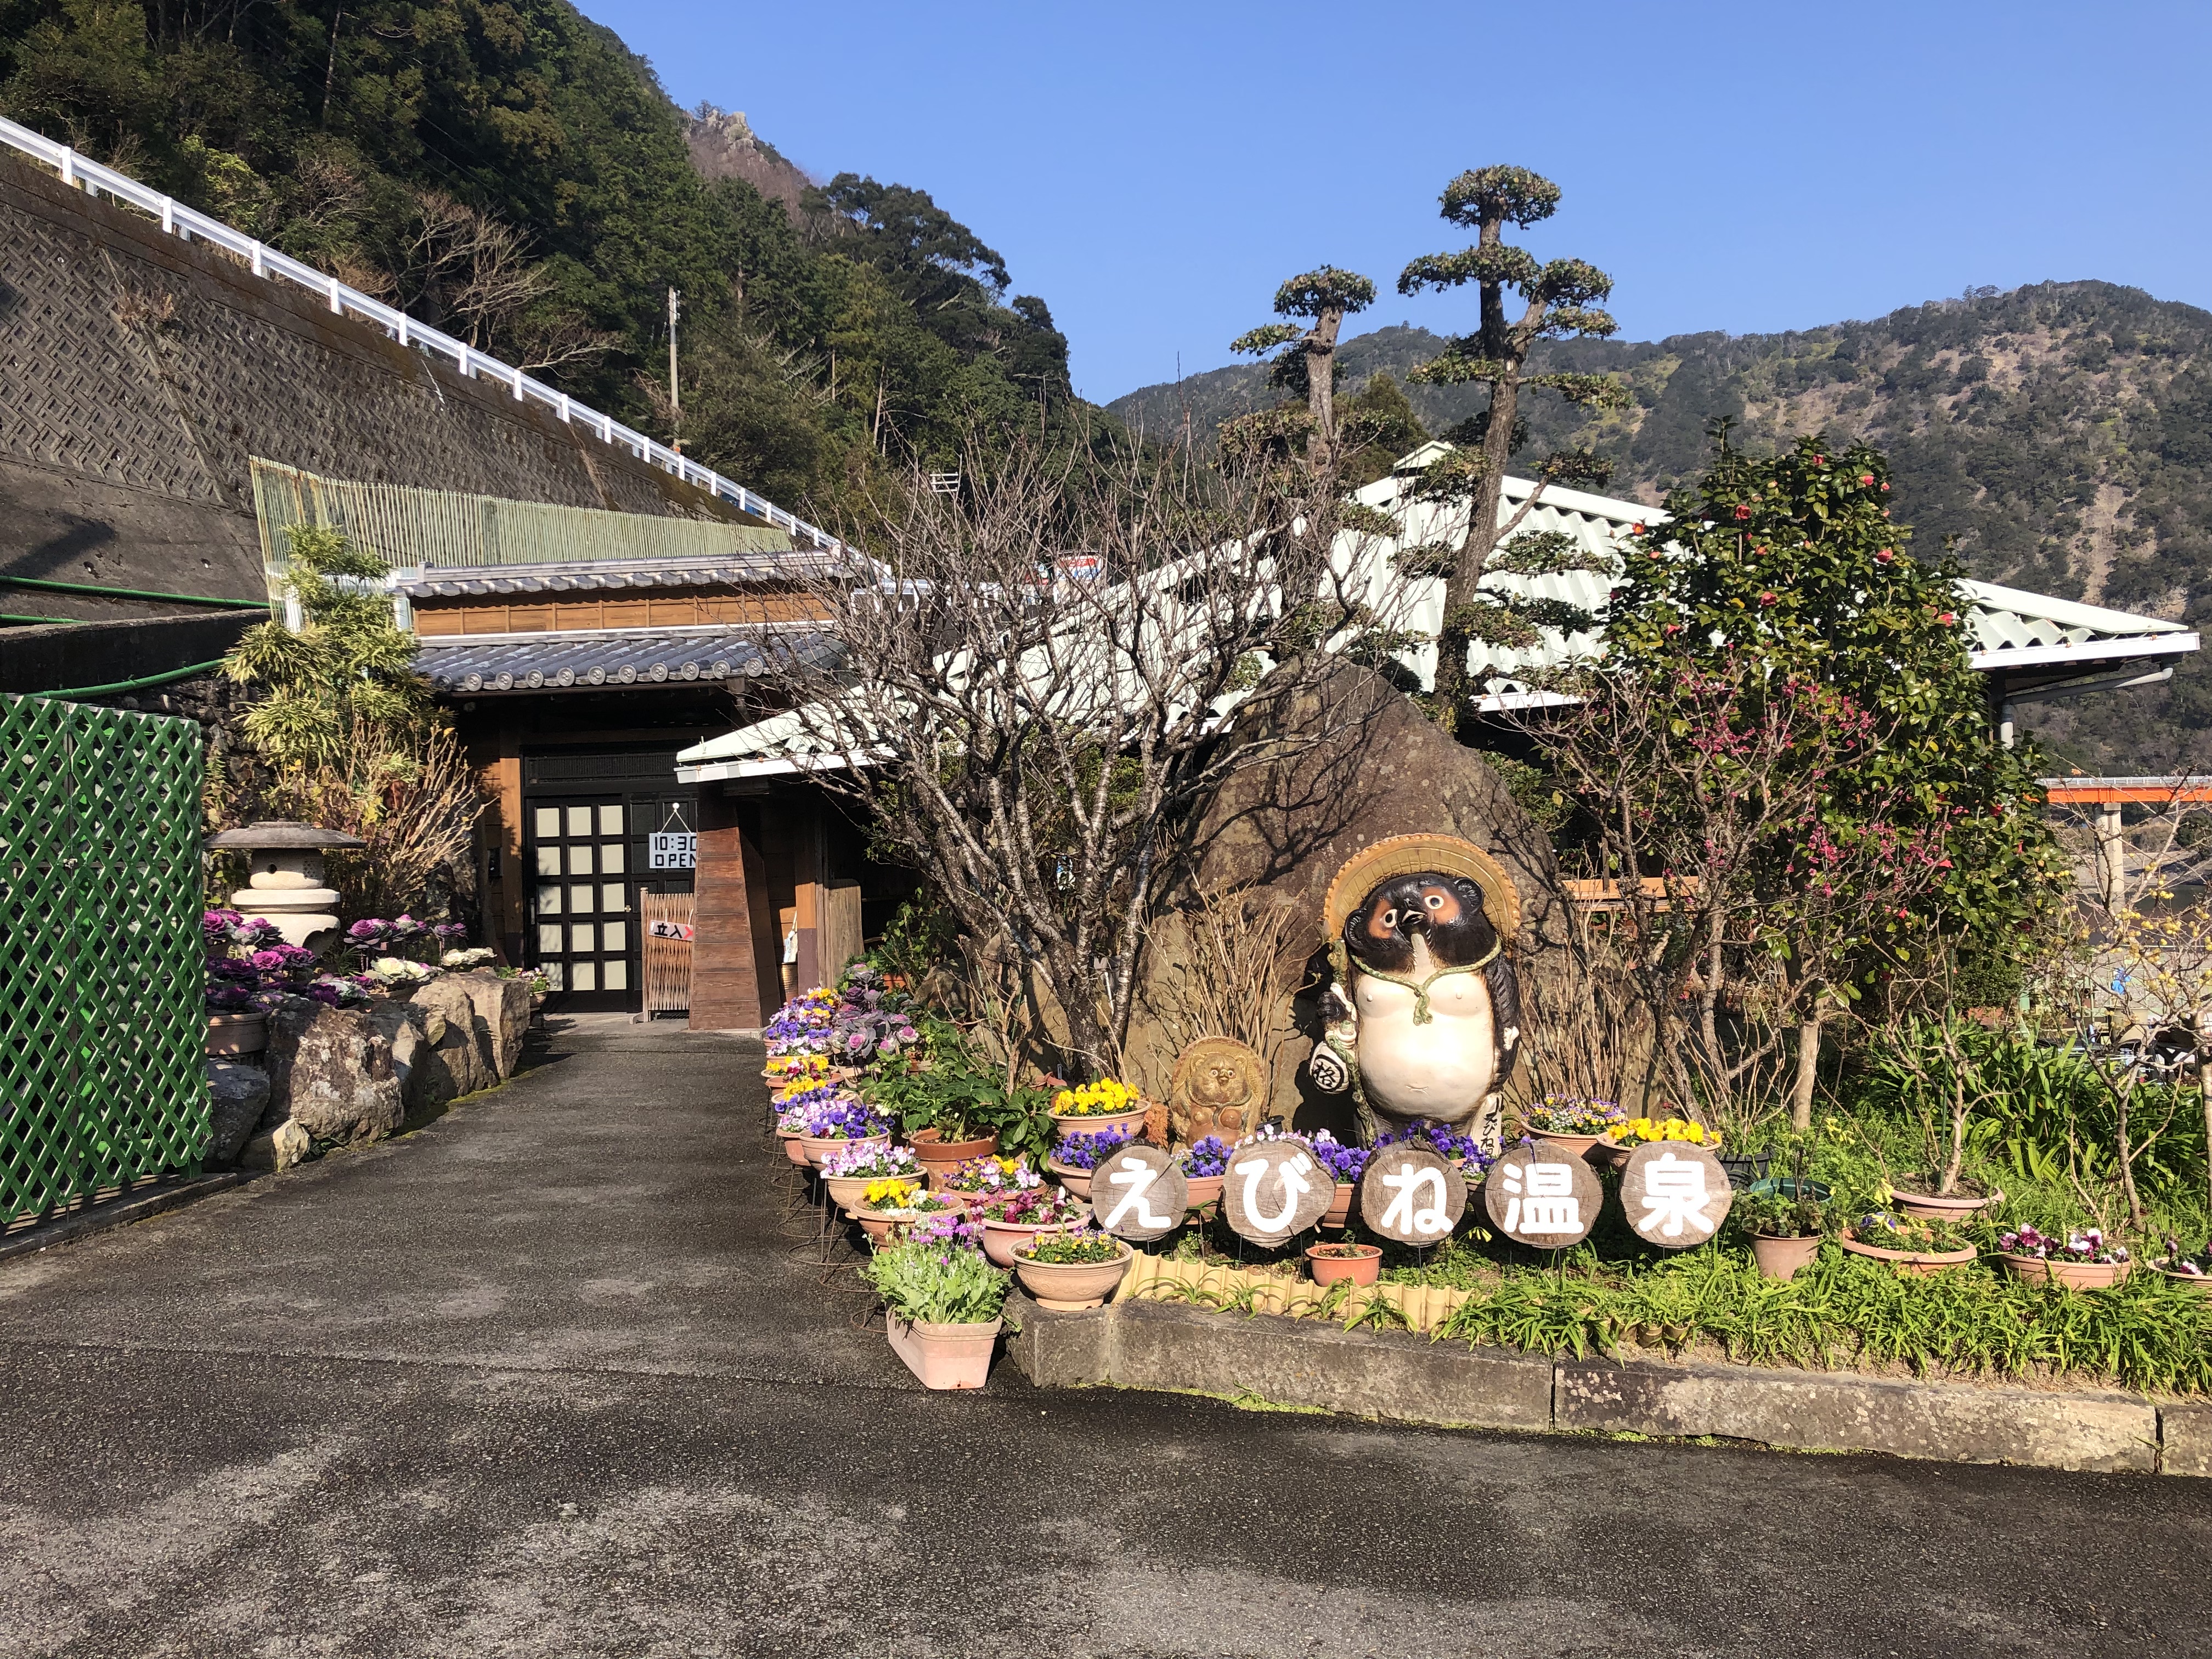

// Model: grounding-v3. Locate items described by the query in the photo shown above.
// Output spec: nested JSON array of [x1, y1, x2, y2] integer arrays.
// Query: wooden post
[[690, 788, 772, 1030]]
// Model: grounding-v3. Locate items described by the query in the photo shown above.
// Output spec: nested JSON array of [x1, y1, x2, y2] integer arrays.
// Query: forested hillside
[[1113, 284, 2212, 771], [0, 0, 1100, 515]]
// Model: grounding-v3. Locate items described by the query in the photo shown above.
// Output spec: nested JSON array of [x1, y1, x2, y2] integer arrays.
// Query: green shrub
[[861, 1240, 1010, 1325]]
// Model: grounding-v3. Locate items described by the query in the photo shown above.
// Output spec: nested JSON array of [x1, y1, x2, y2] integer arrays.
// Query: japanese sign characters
[[1222, 1141, 1336, 1246], [1482, 1139, 1602, 1249], [1090, 1144, 1189, 1243], [1619, 1141, 1733, 1249], [1357, 1144, 1466, 1246]]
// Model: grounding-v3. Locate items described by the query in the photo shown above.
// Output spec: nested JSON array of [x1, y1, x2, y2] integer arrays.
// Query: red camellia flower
[[1733, 504, 1752, 520], [1875, 548, 1895, 563], [1881, 483, 1891, 492], [1813, 454, 1825, 465], [1631, 522, 1645, 534], [1859, 473, 1875, 486], [1937, 611, 1957, 626], [1759, 591, 1778, 606]]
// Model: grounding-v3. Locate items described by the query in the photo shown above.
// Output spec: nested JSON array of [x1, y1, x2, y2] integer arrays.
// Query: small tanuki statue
[[1166, 1036, 1269, 1143], [1308, 833, 1522, 1148]]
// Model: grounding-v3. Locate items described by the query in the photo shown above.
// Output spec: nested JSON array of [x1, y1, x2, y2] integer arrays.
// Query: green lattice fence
[[0, 692, 209, 1227]]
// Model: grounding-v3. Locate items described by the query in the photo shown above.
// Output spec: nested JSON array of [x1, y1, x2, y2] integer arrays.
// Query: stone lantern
[[203, 820, 369, 952]]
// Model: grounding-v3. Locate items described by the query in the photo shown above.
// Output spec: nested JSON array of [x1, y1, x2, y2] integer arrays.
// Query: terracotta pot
[[1047, 1107, 1148, 1139], [1750, 1233, 1823, 1280], [1892, 1187, 2002, 1221], [799, 1131, 890, 1169], [1588, 1140, 1631, 1170], [1046, 1159, 1096, 1201], [853, 1200, 961, 1241], [205, 1011, 268, 1058], [978, 1216, 1075, 1268], [1525, 1131, 1605, 1160], [2158, 1267, 2212, 1294], [1997, 1252, 2132, 1291], [1838, 1228, 1978, 1276], [1320, 1182, 1355, 1229], [911, 1128, 1000, 1171], [885, 1313, 1001, 1390], [1306, 1243, 1382, 1286], [1183, 1173, 1224, 1215], [1012, 1239, 1133, 1309], [776, 1131, 812, 1166], [822, 1172, 877, 1212]]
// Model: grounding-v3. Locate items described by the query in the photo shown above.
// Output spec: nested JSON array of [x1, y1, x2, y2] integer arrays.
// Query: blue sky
[[579, 0, 2212, 404]]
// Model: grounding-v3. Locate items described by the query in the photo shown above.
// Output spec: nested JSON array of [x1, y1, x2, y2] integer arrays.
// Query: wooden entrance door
[[528, 798, 634, 1009]]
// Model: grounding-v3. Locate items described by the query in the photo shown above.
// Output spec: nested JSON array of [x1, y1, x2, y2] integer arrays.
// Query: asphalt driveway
[[2, 1018, 2205, 1658]]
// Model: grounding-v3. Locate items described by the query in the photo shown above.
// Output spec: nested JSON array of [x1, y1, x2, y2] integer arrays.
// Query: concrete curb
[[1006, 1292, 2199, 1476], [0, 1172, 250, 1265]]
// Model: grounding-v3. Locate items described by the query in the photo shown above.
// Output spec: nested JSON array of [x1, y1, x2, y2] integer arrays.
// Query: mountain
[[0, 0, 1099, 516], [1111, 283, 2212, 772]]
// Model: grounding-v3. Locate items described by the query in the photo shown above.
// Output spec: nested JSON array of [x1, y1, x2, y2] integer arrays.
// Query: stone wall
[[0, 154, 752, 631]]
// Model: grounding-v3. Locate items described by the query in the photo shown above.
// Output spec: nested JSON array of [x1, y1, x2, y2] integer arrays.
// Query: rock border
[[1006, 1293, 2208, 1477]]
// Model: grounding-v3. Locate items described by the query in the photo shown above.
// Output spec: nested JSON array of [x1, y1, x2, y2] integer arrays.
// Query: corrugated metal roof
[[676, 447, 2199, 776], [418, 627, 838, 694]]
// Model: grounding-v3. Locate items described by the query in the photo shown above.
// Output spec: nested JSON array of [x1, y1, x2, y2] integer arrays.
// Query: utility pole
[[667, 286, 682, 451]]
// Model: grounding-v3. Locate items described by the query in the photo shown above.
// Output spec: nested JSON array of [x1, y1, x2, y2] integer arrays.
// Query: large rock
[[262, 999, 404, 1146], [365, 998, 436, 1118], [1133, 661, 1566, 1128], [458, 971, 532, 1079], [204, 1060, 270, 1168], [239, 1116, 312, 1173], [399, 975, 494, 1104]]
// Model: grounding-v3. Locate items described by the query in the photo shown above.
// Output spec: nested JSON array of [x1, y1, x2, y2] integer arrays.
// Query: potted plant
[[1046, 1127, 1133, 1201], [203, 909, 316, 1056], [1305, 1240, 1383, 1286], [1861, 1012, 2018, 1219], [1995, 1223, 2132, 1291], [850, 1177, 965, 1242], [2152, 1234, 2212, 1294], [1513, 1096, 1627, 1160], [820, 1142, 922, 1214], [791, 1097, 894, 1166], [1178, 1136, 1231, 1216], [1373, 1119, 1492, 1181], [862, 1236, 1011, 1390], [1047, 1077, 1149, 1138], [1838, 1210, 1978, 1276], [1310, 1132, 1370, 1228], [1598, 1114, 1721, 1170], [1011, 1228, 1134, 1308], [1735, 1188, 1827, 1280], [933, 1154, 1042, 1207], [972, 1185, 1090, 1267]]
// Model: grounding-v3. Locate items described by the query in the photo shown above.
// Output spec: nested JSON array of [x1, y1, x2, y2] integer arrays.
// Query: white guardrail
[[0, 114, 840, 551]]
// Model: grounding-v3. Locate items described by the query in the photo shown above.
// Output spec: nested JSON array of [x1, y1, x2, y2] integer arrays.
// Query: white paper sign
[[649, 832, 697, 870]]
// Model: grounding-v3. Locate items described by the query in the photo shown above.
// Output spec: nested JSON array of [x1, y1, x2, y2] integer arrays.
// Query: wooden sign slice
[[1357, 1144, 1466, 1245], [1091, 1144, 1189, 1242], [1620, 1141, 1732, 1248], [1221, 1140, 1335, 1245], [1482, 1139, 1601, 1249]]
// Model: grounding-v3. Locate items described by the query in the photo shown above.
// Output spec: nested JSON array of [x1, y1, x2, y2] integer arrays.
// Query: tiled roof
[[418, 627, 837, 694], [396, 552, 830, 599]]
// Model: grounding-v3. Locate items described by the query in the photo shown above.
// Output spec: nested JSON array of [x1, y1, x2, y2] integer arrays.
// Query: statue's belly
[[1353, 972, 1497, 1122]]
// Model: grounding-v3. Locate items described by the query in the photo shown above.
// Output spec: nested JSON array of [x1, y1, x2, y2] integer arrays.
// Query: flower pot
[[1046, 1159, 1096, 1201], [853, 1201, 961, 1241], [1750, 1233, 1822, 1280], [1012, 1239, 1133, 1309], [823, 1172, 874, 1213], [1892, 1187, 2002, 1221], [911, 1128, 1000, 1172], [205, 1011, 268, 1058], [1183, 1173, 1223, 1215], [1588, 1140, 1631, 1170], [1530, 1131, 1605, 1160], [1321, 1182, 1355, 1229], [776, 1130, 812, 1166], [1047, 1107, 1148, 1140], [978, 1216, 1075, 1268], [1838, 1227, 1978, 1276], [1306, 1242, 1382, 1286], [799, 1131, 890, 1168], [1997, 1253, 2131, 1291], [2158, 1267, 2212, 1294], [885, 1313, 1001, 1390]]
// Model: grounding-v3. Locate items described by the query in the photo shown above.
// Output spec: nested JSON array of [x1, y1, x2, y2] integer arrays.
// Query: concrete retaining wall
[[1007, 1293, 2199, 1477]]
